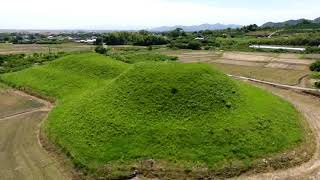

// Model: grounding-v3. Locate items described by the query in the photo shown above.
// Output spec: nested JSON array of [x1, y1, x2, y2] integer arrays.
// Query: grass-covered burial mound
[[1, 53, 306, 178]]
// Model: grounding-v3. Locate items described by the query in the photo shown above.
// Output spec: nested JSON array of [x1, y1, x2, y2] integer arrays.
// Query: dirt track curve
[[0, 90, 70, 180]]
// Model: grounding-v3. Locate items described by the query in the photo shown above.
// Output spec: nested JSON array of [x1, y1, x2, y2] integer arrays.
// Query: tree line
[[96, 31, 168, 46]]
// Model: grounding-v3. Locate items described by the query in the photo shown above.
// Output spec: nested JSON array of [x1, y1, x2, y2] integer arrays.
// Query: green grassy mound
[[0, 53, 305, 178], [1, 53, 129, 99]]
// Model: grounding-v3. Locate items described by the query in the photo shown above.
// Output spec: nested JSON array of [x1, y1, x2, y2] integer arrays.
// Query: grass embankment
[[0, 53, 306, 178]]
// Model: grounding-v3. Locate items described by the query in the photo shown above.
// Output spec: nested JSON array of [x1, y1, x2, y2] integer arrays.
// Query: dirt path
[[236, 84, 320, 179], [295, 74, 309, 87], [229, 74, 320, 93], [0, 90, 70, 180]]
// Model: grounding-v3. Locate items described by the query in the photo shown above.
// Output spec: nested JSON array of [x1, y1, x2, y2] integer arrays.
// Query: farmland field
[[211, 63, 308, 85], [0, 52, 309, 179], [0, 43, 94, 55], [168, 50, 314, 86]]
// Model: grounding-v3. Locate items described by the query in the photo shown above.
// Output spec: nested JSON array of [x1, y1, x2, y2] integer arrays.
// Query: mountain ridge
[[149, 23, 242, 32], [262, 17, 320, 28]]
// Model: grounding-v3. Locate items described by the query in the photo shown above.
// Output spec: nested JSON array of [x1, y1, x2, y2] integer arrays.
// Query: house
[[76, 39, 96, 44], [195, 37, 205, 40], [85, 39, 96, 44]]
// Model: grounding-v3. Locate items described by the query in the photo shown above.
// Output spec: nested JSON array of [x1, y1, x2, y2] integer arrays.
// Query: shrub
[[108, 52, 178, 64], [310, 61, 320, 72], [204, 46, 212, 50], [94, 46, 108, 54], [310, 72, 320, 79], [168, 42, 188, 49], [315, 81, 320, 88], [0, 53, 65, 74], [187, 41, 202, 50], [306, 47, 320, 54]]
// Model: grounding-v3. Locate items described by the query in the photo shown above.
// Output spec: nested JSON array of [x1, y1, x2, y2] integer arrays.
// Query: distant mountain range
[[149, 23, 242, 32], [262, 17, 320, 28]]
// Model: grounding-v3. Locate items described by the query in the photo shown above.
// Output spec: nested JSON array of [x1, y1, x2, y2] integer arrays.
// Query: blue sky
[[0, 0, 319, 29]]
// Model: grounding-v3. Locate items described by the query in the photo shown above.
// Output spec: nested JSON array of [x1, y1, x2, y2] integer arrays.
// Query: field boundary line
[[228, 74, 320, 93], [0, 108, 49, 121]]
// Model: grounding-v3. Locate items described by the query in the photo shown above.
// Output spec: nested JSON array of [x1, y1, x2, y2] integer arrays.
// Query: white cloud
[[0, 0, 319, 29]]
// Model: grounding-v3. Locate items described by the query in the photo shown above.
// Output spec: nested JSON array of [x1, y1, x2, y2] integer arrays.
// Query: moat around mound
[[0, 53, 305, 178]]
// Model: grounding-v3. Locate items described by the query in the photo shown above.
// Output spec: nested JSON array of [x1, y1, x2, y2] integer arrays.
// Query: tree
[[138, 30, 149, 36], [241, 24, 259, 32], [94, 37, 103, 45], [168, 28, 186, 38], [102, 32, 167, 46], [310, 61, 320, 72]]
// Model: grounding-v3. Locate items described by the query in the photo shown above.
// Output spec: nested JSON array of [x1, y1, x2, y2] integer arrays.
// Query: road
[[0, 90, 70, 180]]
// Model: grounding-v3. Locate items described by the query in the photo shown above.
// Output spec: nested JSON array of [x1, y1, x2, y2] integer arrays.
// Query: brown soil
[[0, 43, 93, 55], [176, 51, 314, 71], [211, 63, 308, 86], [0, 90, 71, 180], [0, 90, 43, 118]]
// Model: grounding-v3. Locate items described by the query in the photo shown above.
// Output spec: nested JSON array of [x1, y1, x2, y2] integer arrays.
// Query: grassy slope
[[0, 53, 305, 178], [1, 53, 129, 99]]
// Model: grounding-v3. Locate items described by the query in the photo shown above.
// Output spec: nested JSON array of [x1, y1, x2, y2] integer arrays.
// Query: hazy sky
[[1, 0, 319, 29]]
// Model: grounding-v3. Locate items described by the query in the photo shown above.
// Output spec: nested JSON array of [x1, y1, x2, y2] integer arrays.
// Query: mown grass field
[[0, 53, 307, 178]]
